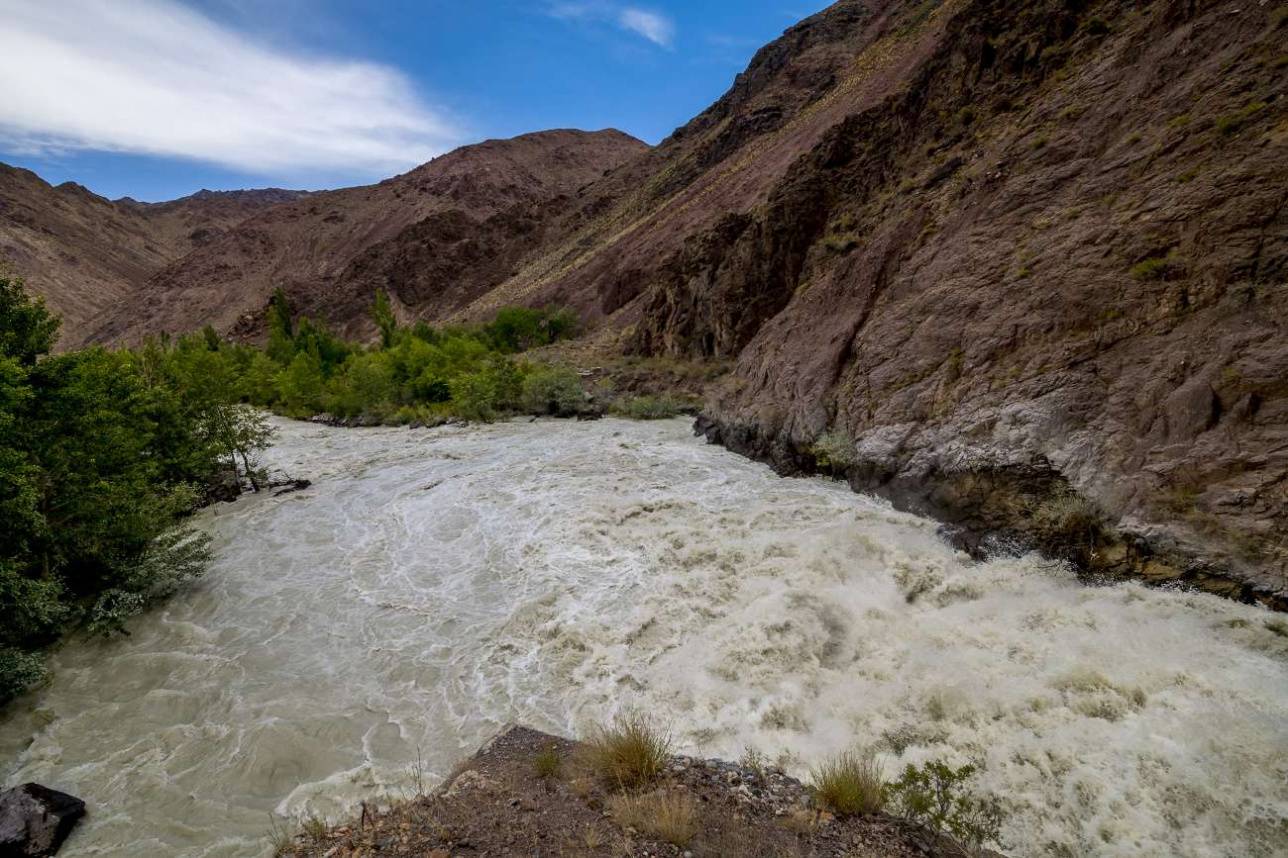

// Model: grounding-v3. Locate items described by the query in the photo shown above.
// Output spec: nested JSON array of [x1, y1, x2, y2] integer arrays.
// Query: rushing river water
[[2, 418, 1286, 857]]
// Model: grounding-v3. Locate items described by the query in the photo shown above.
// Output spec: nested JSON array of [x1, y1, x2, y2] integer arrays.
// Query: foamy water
[[2, 418, 1286, 857]]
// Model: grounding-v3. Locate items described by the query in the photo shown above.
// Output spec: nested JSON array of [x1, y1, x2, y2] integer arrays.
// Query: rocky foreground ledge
[[281, 725, 998, 858]]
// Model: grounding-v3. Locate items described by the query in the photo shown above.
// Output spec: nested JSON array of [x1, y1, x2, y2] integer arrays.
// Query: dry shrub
[[607, 789, 698, 846], [809, 749, 885, 816], [580, 713, 672, 789]]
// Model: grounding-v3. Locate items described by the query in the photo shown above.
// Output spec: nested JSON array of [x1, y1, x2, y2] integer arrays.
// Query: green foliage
[[520, 365, 587, 416], [1130, 255, 1185, 281], [809, 750, 885, 816], [371, 289, 398, 350], [0, 647, 46, 702], [0, 275, 272, 704], [0, 274, 60, 366], [811, 429, 859, 471], [610, 394, 688, 420], [886, 760, 1005, 853]]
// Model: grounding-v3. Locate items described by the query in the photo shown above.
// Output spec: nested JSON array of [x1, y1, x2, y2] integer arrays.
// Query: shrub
[[0, 647, 47, 702], [886, 760, 1005, 853], [1129, 255, 1184, 281], [448, 371, 499, 422], [579, 713, 672, 789], [811, 429, 859, 471], [520, 365, 586, 416], [607, 790, 698, 846], [809, 749, 885, 816], [611, 395, 687, 420]]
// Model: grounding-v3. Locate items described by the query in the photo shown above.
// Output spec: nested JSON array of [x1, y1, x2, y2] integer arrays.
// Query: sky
[[0, 0, 828, 202]]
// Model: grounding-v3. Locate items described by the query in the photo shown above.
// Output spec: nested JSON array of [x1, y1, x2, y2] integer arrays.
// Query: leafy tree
[[0, 277, 271, 704], [0, 274, 59, 365], [371, 289, 398, 349], [266, 287, 296, 365]]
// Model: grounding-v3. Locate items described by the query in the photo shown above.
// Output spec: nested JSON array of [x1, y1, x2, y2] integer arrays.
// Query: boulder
[[0, 784, 85, 857]]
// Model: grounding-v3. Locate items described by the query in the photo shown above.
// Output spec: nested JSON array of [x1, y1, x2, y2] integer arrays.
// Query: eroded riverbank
[[2, 417, 1286, 856]]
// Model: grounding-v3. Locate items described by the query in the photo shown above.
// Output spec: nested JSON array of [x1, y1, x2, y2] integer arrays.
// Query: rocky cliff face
[[462, 0, 1288, 601]]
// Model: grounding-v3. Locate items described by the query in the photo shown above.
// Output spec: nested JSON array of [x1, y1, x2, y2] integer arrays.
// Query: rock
[[0, 783, 86, 857]]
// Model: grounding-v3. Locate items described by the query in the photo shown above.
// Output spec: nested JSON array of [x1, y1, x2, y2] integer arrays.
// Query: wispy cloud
[[618, 8, 675, 47], [0, 0, 463, 177], [547, 2, 676, 49]]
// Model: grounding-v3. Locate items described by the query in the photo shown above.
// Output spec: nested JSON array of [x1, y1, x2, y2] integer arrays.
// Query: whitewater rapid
[[1, 417, 1285, 856]]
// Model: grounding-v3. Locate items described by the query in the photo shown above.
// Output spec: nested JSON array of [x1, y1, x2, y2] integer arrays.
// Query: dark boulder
[[0, 783, 85, 857]]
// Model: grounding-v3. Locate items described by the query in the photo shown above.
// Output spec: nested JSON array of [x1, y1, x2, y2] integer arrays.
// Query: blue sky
[[0, 0, 827, 202]]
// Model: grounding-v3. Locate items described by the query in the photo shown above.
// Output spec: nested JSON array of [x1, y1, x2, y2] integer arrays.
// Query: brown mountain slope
[[459, 0, 1288, 599], [0, 165, 303, 347], [92, 129, 648, 344]]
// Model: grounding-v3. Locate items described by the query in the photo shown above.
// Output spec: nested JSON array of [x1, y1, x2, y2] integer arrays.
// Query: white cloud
[[0, 0, 463, 176], [618, 8, 674, 47], [547, 2, 675, 48]]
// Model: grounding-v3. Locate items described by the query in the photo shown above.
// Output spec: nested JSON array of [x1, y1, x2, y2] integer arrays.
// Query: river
[[2, 417, 1286, 856]]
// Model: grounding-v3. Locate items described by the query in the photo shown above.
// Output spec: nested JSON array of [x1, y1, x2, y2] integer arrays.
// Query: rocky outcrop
[[279, 725, 995, 858], [0, 783, 85, 857]]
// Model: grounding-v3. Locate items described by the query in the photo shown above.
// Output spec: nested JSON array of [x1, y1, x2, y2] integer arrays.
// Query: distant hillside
[[90, 129, 648, 344], [0, 166, 304, 347]]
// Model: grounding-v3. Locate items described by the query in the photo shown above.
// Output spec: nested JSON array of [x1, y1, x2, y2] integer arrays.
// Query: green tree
[[371, 289, 398, 350], [0, 274, 59, 365]]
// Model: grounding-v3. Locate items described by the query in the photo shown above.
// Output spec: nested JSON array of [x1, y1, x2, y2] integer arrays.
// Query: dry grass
[[809, 750, 885, 816], [579, 713, 672, 789], [607, 789, 699, 846]]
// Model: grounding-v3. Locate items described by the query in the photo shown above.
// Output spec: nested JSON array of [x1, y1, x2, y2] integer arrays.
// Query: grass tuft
[[580, 713, 672, 789], [607, 789, 698, 846], [809, 749, 885, 816], [534, 744, 562, 779]]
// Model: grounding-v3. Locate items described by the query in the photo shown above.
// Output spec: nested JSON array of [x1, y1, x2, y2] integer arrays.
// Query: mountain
[[0, 165, 304, 347], [90, 129, 648, 344], [2, 0, 1284, 598]]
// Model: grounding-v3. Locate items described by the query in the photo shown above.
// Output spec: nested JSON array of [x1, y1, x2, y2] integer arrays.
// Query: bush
[[520, 365, 587, 416], [886, 760, 1005, 853], [607, 790, 698, 846], [811, 429, 859, 471], [809, 749, 885, 816], [1130, 255, 1184, 281], [449, 371, 499, 422], [0, 647, 47, 703], [579, 713, 672, 789], [611, 395, 687, 420]]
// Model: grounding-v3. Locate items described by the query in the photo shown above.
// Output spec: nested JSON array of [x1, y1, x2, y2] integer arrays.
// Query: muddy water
[[2, 418, 1286, 856]]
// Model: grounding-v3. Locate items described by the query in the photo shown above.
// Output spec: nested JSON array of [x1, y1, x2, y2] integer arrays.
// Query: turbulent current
[[2, 418, 1286, 857]]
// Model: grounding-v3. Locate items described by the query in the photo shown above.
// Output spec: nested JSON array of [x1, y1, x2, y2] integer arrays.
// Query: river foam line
[[2, 417, 1286, 856]]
